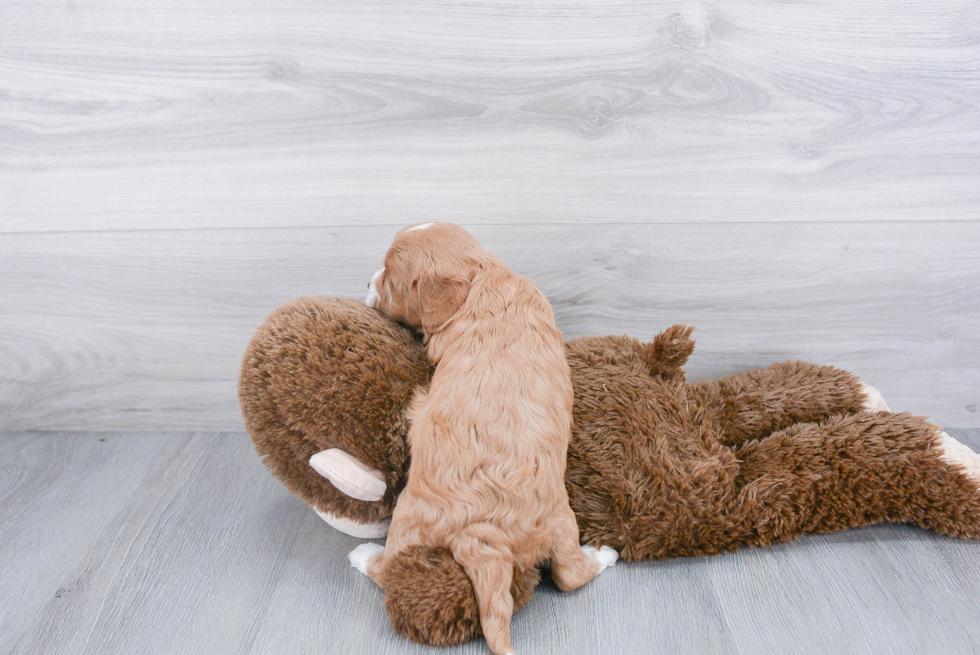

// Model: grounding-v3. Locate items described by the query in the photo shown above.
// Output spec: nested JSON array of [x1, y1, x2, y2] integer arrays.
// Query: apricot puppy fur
[[352, 222, 616, 655]]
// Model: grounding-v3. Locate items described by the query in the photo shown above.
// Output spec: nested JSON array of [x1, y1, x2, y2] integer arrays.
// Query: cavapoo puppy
[[351, 222, 617, 655]]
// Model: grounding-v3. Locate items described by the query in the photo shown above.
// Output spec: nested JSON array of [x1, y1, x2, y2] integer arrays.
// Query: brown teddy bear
[[239, 295, 980, 648]]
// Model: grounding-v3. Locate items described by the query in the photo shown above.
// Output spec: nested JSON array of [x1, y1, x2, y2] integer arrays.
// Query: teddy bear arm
[[692, 360, 867, 447], [731, 412, 980, 547]]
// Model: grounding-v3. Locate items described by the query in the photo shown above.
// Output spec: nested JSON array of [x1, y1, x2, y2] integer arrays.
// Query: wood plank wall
[[1, 0, 978, 430]]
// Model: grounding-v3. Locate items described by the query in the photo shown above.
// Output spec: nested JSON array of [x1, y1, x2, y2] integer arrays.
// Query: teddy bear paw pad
[[860, 383, 891, 413], [937, 432, 980, 484], [582, 545, 619, 573], [349, 542, 385, 575]]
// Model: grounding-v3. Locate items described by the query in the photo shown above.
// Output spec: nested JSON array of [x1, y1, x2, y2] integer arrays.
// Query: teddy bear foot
[[582, 545, 619, 574], [860, 383, 891, 413], [349, 542, 385, 575], [937, 431, 980, 484]]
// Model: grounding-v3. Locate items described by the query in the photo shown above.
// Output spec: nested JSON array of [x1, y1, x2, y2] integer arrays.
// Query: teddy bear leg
[[733, 412, 980, 547], [692, 361, 871, 447]]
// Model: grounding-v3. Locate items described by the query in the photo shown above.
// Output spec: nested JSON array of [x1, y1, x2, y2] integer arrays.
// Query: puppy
[[351, 222, 617, 655]]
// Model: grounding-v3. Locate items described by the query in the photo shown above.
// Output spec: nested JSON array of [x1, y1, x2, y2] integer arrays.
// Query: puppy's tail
[[453, 540, 517, 655]]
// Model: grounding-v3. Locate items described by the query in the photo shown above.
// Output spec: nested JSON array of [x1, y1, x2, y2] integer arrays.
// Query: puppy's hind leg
[[349, 506, 427, 587], [347, 543, 385, 579], [452, 539, 517, 655], [549, 507, 618, 592]]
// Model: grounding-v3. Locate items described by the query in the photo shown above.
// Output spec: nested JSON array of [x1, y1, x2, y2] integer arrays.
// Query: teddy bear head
[[239, 295, 433, 536]]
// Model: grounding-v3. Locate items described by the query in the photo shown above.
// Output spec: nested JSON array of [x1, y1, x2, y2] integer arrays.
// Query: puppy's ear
[[415, 275, 471, 335]]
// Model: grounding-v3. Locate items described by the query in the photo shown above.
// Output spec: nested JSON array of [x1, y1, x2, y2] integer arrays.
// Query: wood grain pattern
[[0, 433, 180, 649], [1, 0, 979, 232], [5, 433, 308, 655], [3, 431, 980, 654], [1, 0, 978, 431], [1, 222, 977, 430]]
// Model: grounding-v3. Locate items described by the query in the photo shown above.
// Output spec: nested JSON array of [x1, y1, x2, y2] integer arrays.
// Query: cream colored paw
[[314, 508, 390, 539], [860, 383, 891, 413], [309, 448, 387, 501], [582, 545, 619, 574], [937, 432, 980, 484], [348, 542, 385, 575]]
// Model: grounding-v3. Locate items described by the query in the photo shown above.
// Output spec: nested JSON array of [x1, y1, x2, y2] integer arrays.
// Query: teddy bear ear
[[640, 324, 696, 381], [309, 448, 387, 501]]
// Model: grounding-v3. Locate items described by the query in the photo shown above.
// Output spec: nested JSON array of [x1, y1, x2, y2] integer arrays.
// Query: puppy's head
[[366, 222, 481, 336]]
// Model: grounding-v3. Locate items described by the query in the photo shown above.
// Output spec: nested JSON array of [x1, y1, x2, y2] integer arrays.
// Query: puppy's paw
[[348, 542, 385, 575], [860, 383, 891, 413], [582, 545, 619, 574]]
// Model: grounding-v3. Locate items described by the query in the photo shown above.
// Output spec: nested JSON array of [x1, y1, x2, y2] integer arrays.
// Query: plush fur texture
[[239, 296, 980, 648], [239, 296, 432, 528], [364, 223, 601, 655], [377, 546, 540, 647]]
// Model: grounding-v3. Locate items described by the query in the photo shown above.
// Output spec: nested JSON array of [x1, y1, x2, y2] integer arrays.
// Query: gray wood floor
[[4, 430, 980, 655]]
